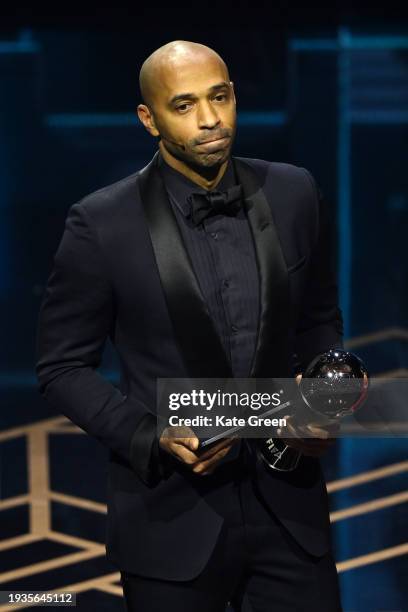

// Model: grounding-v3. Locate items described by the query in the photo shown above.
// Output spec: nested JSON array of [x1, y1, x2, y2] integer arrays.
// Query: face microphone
[[161, 135, 186, 151]]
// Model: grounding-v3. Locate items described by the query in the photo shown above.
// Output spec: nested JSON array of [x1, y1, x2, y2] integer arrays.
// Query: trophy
[[256, 349, 369, 472]]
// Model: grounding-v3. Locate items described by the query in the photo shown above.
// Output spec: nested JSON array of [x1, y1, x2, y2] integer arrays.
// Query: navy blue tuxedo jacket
[[35, 150, 343, 580]]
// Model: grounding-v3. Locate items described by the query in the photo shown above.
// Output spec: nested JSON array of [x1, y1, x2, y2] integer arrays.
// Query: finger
[[201, 466, 217, 475], [287, 420, 334, 440], [163, 426, 200, 452], [172, 435, 200, 452], [276, 415, 297, 438], [307, 421, 338, 434], [170, 444, 199, 466], [199, 446, 231, 470], [303, 426, 330, 439], [197, 436, 238, 460], [303, 424, 340, 439], [284, 416, 322, 437], [193, 446, 231, 474], [171, 436, 237, 465]]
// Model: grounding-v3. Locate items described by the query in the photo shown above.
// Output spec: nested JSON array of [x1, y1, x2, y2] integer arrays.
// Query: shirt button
[[210, 232, 218, 239], [231, 325, 239, 333], [222, 279, 230, 288]]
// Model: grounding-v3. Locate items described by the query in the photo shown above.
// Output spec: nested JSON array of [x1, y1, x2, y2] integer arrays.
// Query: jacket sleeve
[[35, 201, 166, 486], [293, 169, 344, 372]]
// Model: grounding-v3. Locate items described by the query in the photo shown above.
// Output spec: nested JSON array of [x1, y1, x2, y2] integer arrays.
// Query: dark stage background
[[0, 6, 407, 611]]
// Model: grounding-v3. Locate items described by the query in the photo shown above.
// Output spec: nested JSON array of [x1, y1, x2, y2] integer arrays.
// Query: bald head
[[137, 40, 236, 176], [139, 40, 230, 110]]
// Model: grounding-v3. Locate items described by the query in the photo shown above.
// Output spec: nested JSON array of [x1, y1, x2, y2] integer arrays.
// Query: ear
[[136, 104, 160, 137]]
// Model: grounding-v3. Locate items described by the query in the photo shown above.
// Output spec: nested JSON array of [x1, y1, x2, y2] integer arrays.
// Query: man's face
[[142, 56, 237, 170]]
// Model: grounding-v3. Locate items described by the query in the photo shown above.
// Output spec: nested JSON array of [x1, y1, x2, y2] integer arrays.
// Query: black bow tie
[[187, 184, 243, 227]]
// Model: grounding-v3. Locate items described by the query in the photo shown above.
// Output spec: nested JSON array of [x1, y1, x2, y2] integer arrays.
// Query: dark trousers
[[120, 457, 342, 612]]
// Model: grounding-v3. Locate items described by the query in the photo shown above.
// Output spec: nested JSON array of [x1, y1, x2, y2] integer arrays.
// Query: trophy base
[[256, 438, 302, 472]]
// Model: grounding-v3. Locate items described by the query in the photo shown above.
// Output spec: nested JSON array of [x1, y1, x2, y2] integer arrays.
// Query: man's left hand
[[275, 374, 339, 457]]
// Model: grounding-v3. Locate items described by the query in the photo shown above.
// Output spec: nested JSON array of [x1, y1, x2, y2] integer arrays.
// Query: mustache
[[193, 129, 232, 145]]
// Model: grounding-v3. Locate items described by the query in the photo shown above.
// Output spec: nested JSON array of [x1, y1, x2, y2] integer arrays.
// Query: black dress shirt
[[157, 152, 260, 378]]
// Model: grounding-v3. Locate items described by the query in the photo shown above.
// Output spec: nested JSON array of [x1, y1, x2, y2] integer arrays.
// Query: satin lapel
[[233, 157, 290, 377], [138, 151, 233, 378]]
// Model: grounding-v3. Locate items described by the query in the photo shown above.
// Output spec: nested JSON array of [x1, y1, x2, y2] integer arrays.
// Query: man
[[35, 40, 344, 611]]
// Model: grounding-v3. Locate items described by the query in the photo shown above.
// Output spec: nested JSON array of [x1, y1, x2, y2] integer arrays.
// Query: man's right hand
[[159, 426, 238, 476]]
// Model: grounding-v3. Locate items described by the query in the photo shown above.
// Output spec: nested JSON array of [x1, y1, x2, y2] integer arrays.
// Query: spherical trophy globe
[[257, 349, 369, 472], [299, 349, 369, 420]]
